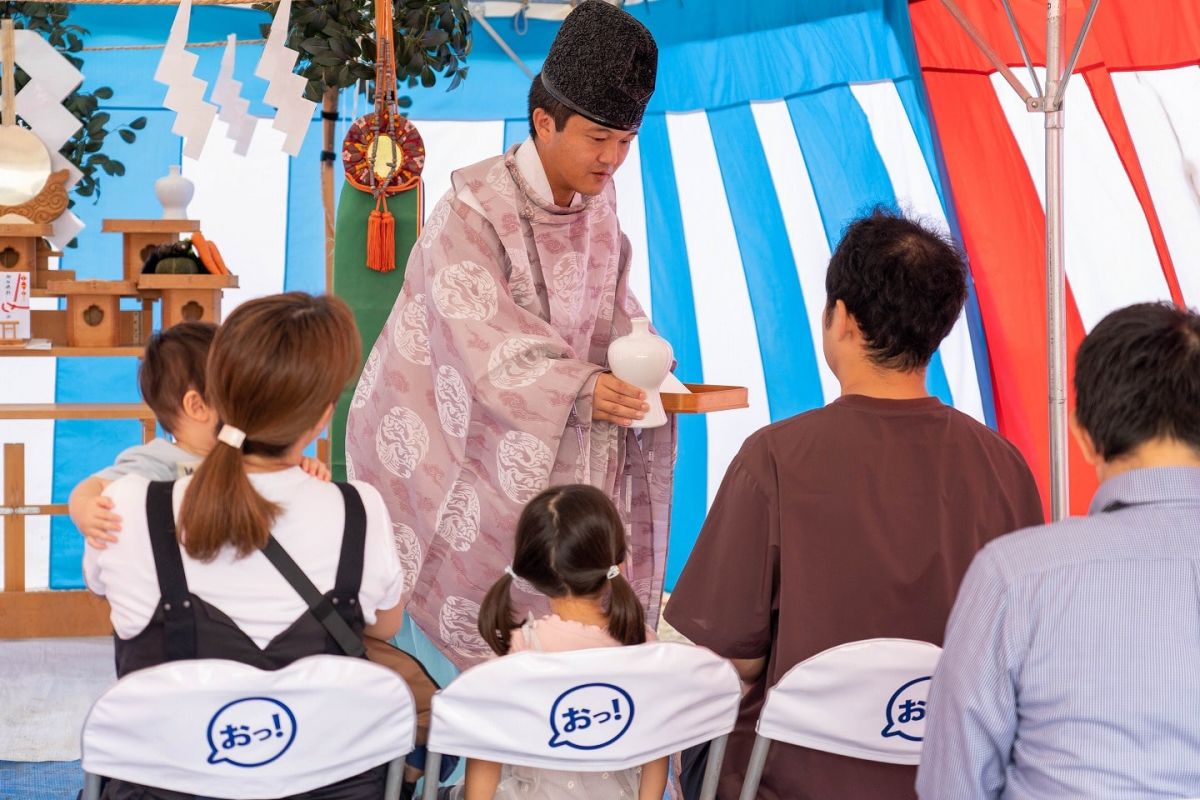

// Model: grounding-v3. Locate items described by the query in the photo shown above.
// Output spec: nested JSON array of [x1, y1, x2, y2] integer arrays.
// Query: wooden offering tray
[[137, 273, 239, 327], [662, 384, 749, 414]]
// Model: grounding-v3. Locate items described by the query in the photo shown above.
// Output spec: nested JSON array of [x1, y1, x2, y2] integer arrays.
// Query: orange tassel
[[367, 204, 396, 273]]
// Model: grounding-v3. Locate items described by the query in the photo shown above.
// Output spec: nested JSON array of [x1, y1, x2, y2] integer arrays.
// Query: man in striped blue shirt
[[918, 301, 1200, 799]]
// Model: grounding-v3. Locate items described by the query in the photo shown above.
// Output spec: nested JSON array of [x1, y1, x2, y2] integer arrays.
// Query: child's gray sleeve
[[93, 444, 178, 482]]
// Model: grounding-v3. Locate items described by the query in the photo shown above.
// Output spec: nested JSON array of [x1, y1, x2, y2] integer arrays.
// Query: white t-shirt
[[84, 468, 405, 648]]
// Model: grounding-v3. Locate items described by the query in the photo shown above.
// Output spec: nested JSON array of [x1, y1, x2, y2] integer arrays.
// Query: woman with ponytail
[[453, 484, 666, 800], [83, 293, 406, 800]]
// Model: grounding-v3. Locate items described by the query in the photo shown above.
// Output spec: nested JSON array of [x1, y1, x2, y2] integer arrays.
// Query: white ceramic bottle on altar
[[155, 165, 194, 220], [607, 317, 673, 429]]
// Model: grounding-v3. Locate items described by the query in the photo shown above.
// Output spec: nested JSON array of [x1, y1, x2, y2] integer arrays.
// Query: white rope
[[81, 38, 266, 52], [470, 10, 535, 79]]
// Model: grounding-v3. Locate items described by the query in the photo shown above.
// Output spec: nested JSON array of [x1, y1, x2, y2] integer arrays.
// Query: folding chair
[[420, 641, 742, 800], [81, 654, 417, 800], [737, 638, 941, 800]]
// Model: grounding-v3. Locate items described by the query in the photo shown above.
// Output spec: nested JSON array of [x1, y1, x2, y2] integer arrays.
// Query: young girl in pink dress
[[453, 484, 667, 800]]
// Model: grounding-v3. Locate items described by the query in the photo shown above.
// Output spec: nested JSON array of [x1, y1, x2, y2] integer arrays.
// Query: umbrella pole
[[1045, 0, 1069, 521], [939, 0, 1100, 519]]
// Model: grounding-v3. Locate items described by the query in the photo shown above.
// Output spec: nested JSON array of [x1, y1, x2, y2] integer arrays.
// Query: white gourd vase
[[155, 165, 194, 220], [607, 317, 673, 429]]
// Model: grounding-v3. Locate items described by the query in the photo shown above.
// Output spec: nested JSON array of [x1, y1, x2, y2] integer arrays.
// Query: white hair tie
[[504, 565, 518, 580], [606, 565, 621, 581], [217, 424, 246, 449]]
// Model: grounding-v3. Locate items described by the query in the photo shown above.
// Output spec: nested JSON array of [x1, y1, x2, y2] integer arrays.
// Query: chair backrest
[[426, 641, 741, 771], [755, 638, 941, 765], [80, 655, 416, 799]]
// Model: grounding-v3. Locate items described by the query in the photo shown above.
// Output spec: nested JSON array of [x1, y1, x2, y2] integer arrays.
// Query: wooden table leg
[[4, 443, 25, 592]]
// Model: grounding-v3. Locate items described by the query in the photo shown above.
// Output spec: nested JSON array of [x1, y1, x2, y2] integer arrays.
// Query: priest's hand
[[593, 373, 649, 426]]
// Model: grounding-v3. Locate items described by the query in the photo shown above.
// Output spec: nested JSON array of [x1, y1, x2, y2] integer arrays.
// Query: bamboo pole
[[322, 87, 339, 294]]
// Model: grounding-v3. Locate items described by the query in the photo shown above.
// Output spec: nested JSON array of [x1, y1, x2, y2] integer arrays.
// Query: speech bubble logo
[[881, 676, 932, 742], [206, 696, 297, 767], [548, 682, 634, 750]]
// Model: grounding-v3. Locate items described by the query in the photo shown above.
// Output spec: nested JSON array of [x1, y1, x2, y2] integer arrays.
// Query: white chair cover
[[426, 641, 741, 772], [755, 638, 941, 765], [80, 655, 416, 799]]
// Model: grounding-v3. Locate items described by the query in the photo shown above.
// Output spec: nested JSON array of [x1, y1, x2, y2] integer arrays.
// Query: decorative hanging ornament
[[212, 34, 258, 156], [254, 0, 317, 156], [342, 111, 424, 193], [341, 0, 425, 273], [153, 0, 217, 160], [3, 21, 88, 247]]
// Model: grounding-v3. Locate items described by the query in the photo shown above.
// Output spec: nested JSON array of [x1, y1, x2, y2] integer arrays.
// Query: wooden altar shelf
[[30, 270, 77, 296], [45, 279, 141, 348], [0, 403, 154, 421], [0, 590, 112, 639], [137, 273, 239, 327], [0, 222, 53, 287], [102, 218, 201, 282], [2, 433, 131, 638], [0, 345, 144, 357]]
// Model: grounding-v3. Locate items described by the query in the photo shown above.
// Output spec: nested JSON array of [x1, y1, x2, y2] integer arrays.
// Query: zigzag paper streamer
[[153, 0, 217, 159], [254, 0, 316, 156], [212, 34, 258, 156], [13, 29, 86, 248]]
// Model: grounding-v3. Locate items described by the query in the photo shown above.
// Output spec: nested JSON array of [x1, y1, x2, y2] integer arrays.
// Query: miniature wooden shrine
[[102, 219, 202, 281], [137, 273, 237, 327], [11, 218, 238, 349], [0, 222, 51, 282], [46, 279, 140, 348]]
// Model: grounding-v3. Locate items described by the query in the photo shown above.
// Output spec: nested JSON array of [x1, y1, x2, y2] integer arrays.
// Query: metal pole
[[1053, 0, 1103, 110], [938, 0, 1036, 107], [1045, 0, 1069, 520], [699, 735, 730, 800], [471, 11, 537, 80], [999, 0, 1043, 100]]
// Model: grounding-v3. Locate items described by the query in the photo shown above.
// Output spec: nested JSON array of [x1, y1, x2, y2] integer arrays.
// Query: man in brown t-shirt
[[664, 210, 1044, 800]]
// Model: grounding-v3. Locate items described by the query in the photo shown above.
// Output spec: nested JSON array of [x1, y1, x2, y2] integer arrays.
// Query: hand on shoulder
[[299, 456, 331, 482]]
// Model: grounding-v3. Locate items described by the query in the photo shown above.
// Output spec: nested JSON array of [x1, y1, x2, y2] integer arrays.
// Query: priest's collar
[[516, 138, 584, 210]]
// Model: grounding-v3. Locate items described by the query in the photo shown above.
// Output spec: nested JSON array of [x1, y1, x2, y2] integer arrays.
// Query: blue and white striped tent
[[1, 0, 992, 592]]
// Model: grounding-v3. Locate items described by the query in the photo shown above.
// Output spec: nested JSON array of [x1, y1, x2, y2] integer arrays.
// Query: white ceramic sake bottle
[[155, 165, 195, 220], [607, 317, 673, 429]]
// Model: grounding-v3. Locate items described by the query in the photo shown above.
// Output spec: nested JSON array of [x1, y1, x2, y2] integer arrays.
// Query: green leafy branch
[[3, 2, 149, 210], [254, 0, 471, 105]]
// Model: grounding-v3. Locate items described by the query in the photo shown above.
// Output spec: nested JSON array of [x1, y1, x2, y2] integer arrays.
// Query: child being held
[[452, 484, 667, 800], [69, 321, 328, 549]]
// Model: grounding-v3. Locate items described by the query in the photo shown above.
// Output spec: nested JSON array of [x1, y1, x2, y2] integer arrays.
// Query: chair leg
[[698, 734, 729, 800], [384, 756, 406, 800], [737, 736, 772, 800], [421, 752, 443, 800], [83, 772, 102, 800]]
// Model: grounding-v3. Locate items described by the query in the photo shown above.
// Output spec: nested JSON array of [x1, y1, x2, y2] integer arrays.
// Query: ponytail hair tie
[[217, 424, 246, 449], [606, 565, 620, 580], [504, 565, 518, 580]]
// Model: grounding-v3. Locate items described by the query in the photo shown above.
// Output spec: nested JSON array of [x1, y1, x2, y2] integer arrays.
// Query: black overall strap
[[144, 481, 196, 661], [332, 482, 367, 616], [259, 535, 366, 658]]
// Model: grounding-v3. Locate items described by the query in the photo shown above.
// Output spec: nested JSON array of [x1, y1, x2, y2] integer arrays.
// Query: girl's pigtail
[[477, 570, 519, 655], [605, 572, 647, 647]]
